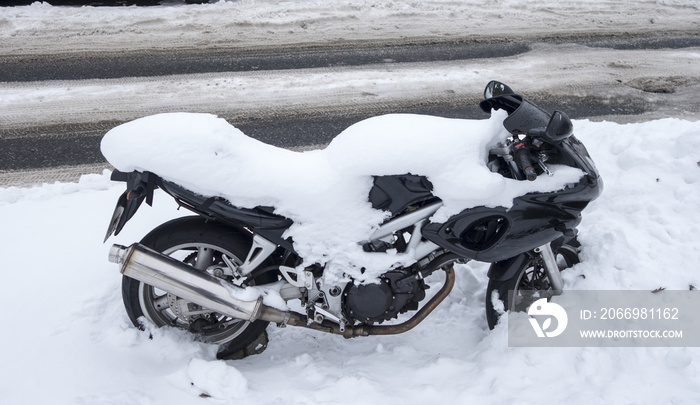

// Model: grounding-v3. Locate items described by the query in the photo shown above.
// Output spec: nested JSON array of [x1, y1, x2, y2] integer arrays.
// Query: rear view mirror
[[484, 81, 515, 99], [544, 111, 573, 142]]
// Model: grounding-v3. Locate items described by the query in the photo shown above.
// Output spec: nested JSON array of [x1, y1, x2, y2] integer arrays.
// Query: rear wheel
[[485, 239, 580, 329], [122, 216, 275, 359]]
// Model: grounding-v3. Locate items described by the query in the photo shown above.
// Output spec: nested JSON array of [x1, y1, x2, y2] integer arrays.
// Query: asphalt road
[[1, 34, 699, 186], [3, 36, 699, 83]]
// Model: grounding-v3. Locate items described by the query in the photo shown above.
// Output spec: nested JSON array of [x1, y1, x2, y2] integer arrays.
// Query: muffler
[[108, 243, 290, 324]]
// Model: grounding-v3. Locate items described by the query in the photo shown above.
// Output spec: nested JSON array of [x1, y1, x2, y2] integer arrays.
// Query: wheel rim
[[137, 242, 251, 344], [510, 246, 579, 312]]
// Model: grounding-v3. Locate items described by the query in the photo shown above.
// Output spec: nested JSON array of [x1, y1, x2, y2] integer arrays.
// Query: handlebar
[[513, 142, 537, 181]]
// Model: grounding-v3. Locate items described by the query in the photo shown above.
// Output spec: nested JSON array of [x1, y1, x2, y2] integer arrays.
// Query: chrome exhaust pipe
[[108, 243, 290, 324]]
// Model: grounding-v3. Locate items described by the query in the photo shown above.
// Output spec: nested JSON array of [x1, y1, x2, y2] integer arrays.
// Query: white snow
[[100, 110, 583, 278], [2, 0, 700, 404]]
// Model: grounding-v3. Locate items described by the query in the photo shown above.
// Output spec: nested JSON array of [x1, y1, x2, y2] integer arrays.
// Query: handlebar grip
[[522, 167, 537, 181], [514, 143, 538, 181]]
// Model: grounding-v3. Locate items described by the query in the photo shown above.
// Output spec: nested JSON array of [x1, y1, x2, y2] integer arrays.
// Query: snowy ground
[[1, 0, 700, 404]]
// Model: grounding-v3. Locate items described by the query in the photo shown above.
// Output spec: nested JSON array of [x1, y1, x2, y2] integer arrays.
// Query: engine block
[[343, 269, 426, 324]]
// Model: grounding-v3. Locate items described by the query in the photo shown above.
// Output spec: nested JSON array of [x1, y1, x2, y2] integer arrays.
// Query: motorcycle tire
[[121, 216, 276, 360], [484, 239, 580, 329]]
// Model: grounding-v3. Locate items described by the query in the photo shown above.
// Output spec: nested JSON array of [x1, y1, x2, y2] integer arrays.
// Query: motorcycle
[[103, 81, 601, 359]]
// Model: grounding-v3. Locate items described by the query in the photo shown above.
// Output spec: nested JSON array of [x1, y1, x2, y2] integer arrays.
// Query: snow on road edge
[[1, 0, 699, 55]]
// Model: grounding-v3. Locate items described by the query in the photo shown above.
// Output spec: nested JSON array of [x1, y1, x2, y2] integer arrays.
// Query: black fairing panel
[[422, 176, 599, 262], [479, 94, 550, 136], [106, 170, 296, 250], [160, 180, 295, 251], [503, 99, 550, 135], [369, 174, 435, 215]]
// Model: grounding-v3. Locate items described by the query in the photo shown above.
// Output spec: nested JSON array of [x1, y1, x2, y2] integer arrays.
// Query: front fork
[[534, 243, 564, 295]]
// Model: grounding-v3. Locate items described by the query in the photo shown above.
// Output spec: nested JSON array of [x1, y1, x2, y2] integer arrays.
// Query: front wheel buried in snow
[[121, 216, 276, 360], [484, 239, 580, 329]]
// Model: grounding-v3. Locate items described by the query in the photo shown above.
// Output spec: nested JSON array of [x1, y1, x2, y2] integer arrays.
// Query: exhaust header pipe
[[109, 243, 290, 324]]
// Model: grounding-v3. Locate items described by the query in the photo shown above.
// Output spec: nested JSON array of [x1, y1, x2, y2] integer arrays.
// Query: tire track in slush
[[0, 41, 531, 82]]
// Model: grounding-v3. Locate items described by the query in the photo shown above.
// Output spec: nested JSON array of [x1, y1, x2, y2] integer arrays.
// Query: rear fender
[[104, 170, 159, 242]]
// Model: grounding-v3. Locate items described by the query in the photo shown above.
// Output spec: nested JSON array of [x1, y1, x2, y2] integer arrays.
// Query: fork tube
[[535, 243, 564, 295]]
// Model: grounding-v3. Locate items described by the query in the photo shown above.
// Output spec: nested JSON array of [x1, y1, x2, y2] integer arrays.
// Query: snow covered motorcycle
[[102, 81, 601, 359]]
